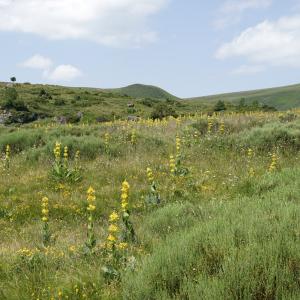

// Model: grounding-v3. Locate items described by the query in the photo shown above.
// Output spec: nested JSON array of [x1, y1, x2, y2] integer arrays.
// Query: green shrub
[[236, 120, 300, 152], [54, 99, 66, 106], [0, 129, 45, 153], [151, 103, 178, 120]]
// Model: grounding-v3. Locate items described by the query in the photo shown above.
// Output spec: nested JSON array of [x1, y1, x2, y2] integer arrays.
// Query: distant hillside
[[109, 84, 179, 100], [187, 83, 300, 110]]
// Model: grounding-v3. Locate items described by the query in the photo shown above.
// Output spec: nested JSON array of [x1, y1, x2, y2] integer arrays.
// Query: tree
[[214, 100, 226, 112], [10, 77, 16, 83]]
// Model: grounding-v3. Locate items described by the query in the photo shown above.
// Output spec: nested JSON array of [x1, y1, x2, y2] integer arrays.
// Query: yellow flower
[[117, 242, 128, 250], [87, 204, 96, 211], [109, 211, 119, 222], [108, 224, 118, 233], [42, 209, 49, 215], [69, 245, 76, 252], [87, 186, 95, 195], [107, 234, 116, 242]]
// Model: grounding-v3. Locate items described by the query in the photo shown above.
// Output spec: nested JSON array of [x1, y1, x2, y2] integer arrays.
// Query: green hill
[[187, 83, 300, 110], [109, 84, 179, 100]]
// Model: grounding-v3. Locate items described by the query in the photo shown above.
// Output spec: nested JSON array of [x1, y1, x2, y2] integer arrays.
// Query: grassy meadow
[[0, 110, 300, 299]]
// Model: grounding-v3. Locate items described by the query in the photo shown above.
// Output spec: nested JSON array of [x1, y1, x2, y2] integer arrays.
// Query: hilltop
[[108, 84, 179, 100]]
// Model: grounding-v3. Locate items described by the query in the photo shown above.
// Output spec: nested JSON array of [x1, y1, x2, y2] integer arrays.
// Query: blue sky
[[1, 0, 300, 97]]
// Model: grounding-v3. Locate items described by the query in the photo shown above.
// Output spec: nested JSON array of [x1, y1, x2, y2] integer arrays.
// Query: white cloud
[[232, 65, 265, 75], [216, 15, 300, 68], [215, 0, 272, 29], [20, 54, 53, 70], [0, 0, 169, 46], [47, 65, 82, 81]]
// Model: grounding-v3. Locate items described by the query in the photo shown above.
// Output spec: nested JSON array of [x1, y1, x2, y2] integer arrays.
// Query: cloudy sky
[[1, 0, 300, 97]]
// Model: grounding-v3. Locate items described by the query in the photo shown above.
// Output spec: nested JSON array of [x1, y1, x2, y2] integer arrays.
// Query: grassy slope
[[187, 83, 300, 110], [0, 111, 300, 299], [0, 83, 199, 122]]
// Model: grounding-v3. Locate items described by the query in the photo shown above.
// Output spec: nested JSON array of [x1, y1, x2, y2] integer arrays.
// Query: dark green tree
[[214, 100, 226, 112]]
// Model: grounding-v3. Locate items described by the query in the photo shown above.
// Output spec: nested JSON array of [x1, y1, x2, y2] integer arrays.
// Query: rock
[[77, 112, 83, 119], [0, 110, 12, 124], [127, 115, 140, 122], [56, 116, 68, 124]]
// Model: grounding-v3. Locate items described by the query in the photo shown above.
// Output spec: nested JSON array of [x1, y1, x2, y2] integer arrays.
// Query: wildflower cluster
[[52, 142, 82, 183], [145, 167, 161, 205]]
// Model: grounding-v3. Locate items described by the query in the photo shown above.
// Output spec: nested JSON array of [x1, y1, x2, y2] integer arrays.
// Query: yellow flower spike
[[147, 167, 154, 183], [219, 121, 225, 134], [131, 130, 136, 145], [5, 144, 10, 159], [120, 180, 130, 212], [53, 142, 61, 162], [41, 197, 49, 223], [104, 133, 110, 148], [63, 146, 68, 162], [207, 116, 213, 134], [247, 148, 253, 158], [85, 186, 97, 251], [249, 167, 255, 178], [269, 153, 278, 172], [169, 155, 176, 175]]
